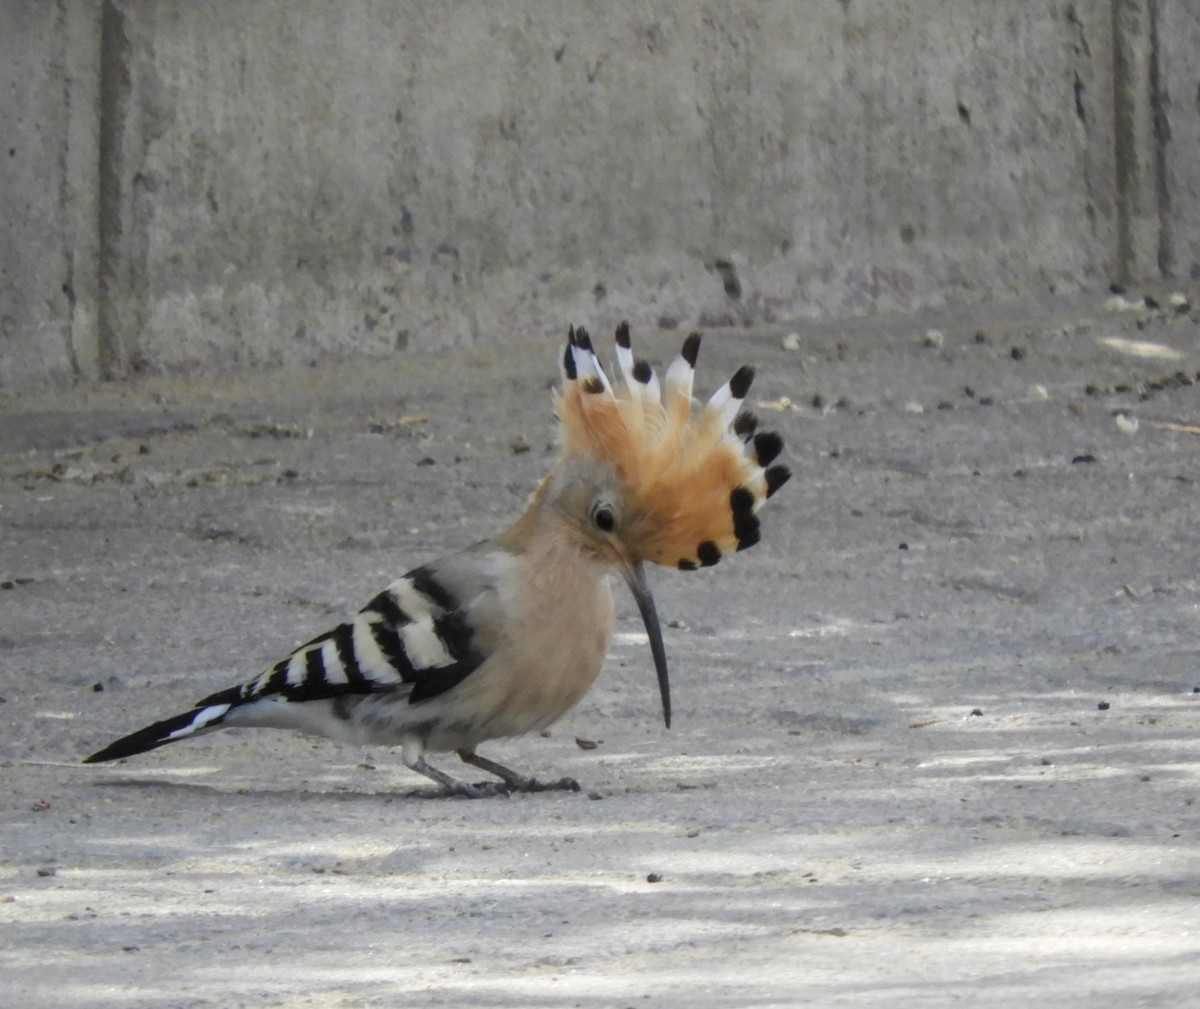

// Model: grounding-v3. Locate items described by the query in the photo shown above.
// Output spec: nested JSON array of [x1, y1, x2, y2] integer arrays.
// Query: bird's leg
[[458, 749, 581, 793], [403, 751, 508, 799]]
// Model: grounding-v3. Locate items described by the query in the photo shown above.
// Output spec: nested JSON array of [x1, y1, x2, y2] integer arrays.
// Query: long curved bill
[[619, 559, 671, 729]]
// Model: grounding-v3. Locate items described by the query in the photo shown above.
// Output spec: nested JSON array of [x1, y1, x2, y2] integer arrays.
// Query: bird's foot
[[510, 775, 581, 793], [453, 777, 582, 798], [409, 779, 511, 800], [407, 753, 512, 798], [451, 779, 513, 799], [456, 750, 580, 794], [416, 776, 579, 798]]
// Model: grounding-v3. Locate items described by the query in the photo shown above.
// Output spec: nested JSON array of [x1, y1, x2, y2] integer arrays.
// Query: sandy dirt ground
[[2, 295, 1199, 1008]]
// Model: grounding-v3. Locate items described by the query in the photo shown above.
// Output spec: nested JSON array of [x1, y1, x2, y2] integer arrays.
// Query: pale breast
[[428, 548, 616, 747]]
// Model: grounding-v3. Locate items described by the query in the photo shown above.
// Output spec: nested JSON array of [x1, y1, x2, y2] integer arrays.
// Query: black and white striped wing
[[235, 566, 483, 707]]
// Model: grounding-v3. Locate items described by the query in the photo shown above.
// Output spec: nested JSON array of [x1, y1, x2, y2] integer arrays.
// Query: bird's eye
[[591, 502, 616, 533]]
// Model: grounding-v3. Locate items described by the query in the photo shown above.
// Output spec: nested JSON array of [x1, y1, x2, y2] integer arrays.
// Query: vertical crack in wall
[[97, 0, 130, 378], [1111, 0, 1137, 284], [1066, 6, 1101, 241], [54, 0, 82, 378], [1147, 0, 1172, 278], [1110, 0, 1170, 285]]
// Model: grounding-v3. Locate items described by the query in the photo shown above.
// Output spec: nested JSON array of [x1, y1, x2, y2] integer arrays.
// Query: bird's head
[[546, 323, 791, 728]]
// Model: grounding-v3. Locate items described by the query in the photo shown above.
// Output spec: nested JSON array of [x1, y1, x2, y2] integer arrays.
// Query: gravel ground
[[2, 294, 1199, 1008]]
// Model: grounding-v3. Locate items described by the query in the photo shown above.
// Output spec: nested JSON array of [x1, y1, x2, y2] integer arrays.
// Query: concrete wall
[[1160, 0, 1200, 283], [1, 1, 1195, 391], [2, 2, 101, 389]]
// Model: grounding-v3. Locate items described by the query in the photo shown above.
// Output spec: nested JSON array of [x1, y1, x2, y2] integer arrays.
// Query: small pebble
[[36, 867, 57, 878], [922, 329, 944, 349], [1114, 413, 1139, 435], [970, 708, 984, 717], [646, 873, 663, 883], [1098, 701, 1111, 711], [781, 332, 802, 351], [1103, 294, 1139, 313]]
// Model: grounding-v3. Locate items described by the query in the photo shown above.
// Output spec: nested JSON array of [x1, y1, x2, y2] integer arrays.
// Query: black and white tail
[[83, 689, 239, 763]]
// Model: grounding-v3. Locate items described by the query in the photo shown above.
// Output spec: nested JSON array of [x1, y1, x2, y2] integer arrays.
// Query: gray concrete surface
[[2, 296, 1198, 1006], [1161, 0, 1200, 280], [1, 1, 102, 389], [5, 2, 1199, 390]]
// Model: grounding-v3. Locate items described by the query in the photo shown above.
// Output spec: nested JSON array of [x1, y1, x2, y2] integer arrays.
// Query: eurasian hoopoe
[[85, 324, 790, 797]]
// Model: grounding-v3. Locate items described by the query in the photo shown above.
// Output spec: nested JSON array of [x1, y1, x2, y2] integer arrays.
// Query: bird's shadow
[[87, 774, 552, 801]]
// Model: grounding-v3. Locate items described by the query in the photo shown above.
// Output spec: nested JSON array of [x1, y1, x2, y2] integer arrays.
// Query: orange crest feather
[[554, 324, 790, 570]]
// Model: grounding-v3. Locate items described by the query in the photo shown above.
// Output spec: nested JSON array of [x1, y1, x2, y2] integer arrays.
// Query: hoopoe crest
[[558, 323, 789, 569], [85, 324, 789, 797]]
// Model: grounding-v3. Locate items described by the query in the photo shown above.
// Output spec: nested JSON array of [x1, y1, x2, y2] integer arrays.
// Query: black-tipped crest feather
[[729, 366, 755, 400], [753, 431, 783, 467], [765, 465, 791, 498], [555, 325, 787, 568], [733, 411, 758, 440]]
